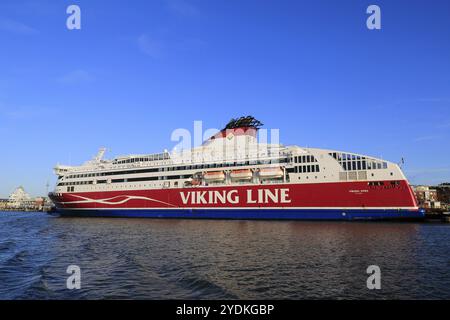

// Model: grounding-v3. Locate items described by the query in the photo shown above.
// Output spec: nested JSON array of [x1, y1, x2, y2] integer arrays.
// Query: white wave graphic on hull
[[60, 194, 178, 207]]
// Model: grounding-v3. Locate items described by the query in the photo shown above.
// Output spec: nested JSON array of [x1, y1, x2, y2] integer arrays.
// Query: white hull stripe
[[61, 194, 177, 207]]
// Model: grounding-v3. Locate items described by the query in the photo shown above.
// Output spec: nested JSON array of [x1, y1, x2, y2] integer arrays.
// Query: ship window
[[343, 162, 347, 170], [316, 165, 320, 172], [357, 161, 361, 170], [362, 161, 367, 170]]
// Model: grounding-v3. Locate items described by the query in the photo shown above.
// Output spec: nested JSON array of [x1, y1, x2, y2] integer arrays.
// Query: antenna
[[399, 157, 405, 168], [94, 147, 107, 162]]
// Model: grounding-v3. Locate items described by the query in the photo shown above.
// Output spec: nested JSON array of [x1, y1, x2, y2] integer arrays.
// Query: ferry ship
[[49, 116, 424, 220]]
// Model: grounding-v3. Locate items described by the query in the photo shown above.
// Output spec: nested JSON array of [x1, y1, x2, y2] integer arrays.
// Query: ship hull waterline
[[52, 208, 425, 221]]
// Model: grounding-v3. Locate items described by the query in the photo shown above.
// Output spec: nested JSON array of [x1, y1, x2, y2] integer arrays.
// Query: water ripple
[[1, 211, 450, 299]]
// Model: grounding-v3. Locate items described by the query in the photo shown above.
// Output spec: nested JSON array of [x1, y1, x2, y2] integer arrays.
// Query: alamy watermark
[[66, 5, 81, 30], [366, 265, 381, 290], [66, 265, 81, 289], [65, 5, 380, 31], [169, 121, 281, 165], [367, 5, 381, 30]]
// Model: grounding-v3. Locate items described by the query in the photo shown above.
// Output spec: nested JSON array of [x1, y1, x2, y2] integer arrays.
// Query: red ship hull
[[49, 180, 423, 220]]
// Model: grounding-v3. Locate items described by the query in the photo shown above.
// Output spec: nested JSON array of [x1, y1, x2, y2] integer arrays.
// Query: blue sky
[[0, 0, 449, 197]]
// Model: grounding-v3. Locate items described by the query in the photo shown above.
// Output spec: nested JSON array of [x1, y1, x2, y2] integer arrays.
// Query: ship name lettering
[[180, 188, 290, 205], [247, 188, 291, 204]]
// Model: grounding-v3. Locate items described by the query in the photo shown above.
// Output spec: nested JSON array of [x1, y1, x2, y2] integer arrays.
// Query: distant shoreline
[[0, 208, 52, 213]]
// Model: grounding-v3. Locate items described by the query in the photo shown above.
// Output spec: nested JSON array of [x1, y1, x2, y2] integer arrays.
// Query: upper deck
[[52, 116, 408, 195]]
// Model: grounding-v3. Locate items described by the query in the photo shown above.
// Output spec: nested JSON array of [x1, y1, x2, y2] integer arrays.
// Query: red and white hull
[[49, 180, 423, 220]]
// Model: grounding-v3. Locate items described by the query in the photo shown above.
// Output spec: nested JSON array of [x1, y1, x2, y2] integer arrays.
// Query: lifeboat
[[259, 167, 284, 179], [230, 169, 253, 180], [203, 171, 226, 182]]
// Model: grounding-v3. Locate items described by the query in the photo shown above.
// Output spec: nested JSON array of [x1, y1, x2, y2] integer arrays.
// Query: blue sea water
[[0, 211, 449, 299]]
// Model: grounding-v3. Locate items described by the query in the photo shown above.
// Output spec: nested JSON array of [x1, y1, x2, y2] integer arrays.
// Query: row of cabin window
[[292, 155, 317, 163], [329, 152, 388, 170], [66, 181, 182, 192], [286, 165, 320, 174], [330, 152, 366, 161], [113, 153, 171, 164], [295, 165, 320, 173], [59, 175, 192, 186], [341, 160, 387, 171], [368, 181, 401, 186], [59, 181, 94, 186], [64, 159, 288, 179]]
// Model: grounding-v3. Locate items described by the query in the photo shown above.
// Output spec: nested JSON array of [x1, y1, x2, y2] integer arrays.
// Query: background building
[[7, 186, 33, 209], [0, 199, 8, 210], [414, 185, 442, 210], [414, 185, 440, 209], [1, 186, 52, 212], [436, 183, 450, 208]]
